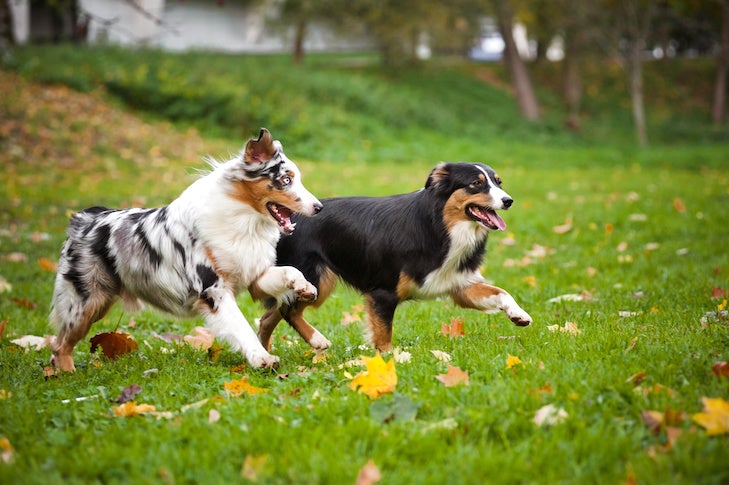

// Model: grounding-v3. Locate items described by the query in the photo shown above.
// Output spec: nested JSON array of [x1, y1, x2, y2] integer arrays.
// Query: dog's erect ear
[[425, 163, 452, 193], [244, 128, 276, 164]]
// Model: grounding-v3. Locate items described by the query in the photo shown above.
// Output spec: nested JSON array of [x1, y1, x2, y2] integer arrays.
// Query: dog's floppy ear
[[244, 128, 276, 164], [425, 163, 452, 194]]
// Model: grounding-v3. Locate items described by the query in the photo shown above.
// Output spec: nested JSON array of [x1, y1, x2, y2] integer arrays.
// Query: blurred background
[[1, 0, 727, 164]]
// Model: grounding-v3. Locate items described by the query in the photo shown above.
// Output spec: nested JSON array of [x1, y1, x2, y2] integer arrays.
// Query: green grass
[[1, 47, 729, 484]]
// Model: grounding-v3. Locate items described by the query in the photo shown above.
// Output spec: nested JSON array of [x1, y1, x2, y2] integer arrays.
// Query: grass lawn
[[1, 48, 728, 484]]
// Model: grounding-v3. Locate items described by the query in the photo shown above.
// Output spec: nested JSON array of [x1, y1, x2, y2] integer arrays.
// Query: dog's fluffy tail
[[66, 206, 110, 239]]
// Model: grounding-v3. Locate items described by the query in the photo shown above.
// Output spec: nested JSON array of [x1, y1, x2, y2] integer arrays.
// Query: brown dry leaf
[[114, 384, 142, 404], [673, 198, 686, 213], [224, 377, 269, 397], [711, 361, 729, 378], [348, 353, 397, 399], [625, 371, 647, 386], [11, 297, 36, 310], [552, 216, 573, 234], [356, 460, 382, 485], [441, 317, 465, 338], [113, 401, 156, 417], [641, 410, 664, 434], [241, 454, 268, 481], [90, 331, 138, 360], [435, 365, 470, 387], [0, 318, 7, 340], [711, 287, 729, 300], [692, 397, 729, 436], [183, 326, 215, 350], [37, 257, 58, 272]]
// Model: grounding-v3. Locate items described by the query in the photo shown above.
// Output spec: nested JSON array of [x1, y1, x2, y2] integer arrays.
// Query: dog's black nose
[[502, 197, 513, 209], [313, 202, 323, 214]]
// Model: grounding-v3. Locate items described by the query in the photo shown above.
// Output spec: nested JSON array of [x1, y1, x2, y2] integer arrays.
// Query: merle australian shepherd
[[50, 129, 321, 371], [256, 162, 532, 352]]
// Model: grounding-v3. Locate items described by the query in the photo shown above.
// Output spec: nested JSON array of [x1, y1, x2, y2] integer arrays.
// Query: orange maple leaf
[[183, 326, 215, 350], [224, 377, 268, 397], [435, 365, 470, 387], [349, 353, 397, 399], [37, 257, 57, 272], [341, 311, 361, 325], [113, 401, 156, 417], [441, 317, 465, 338], [692, 397, 729, 436], [89, 331, 138, 360]]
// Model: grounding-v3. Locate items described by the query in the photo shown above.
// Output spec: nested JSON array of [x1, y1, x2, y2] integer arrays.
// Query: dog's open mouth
[[267, 202, 296, 234], [466, 204, 506, 231]]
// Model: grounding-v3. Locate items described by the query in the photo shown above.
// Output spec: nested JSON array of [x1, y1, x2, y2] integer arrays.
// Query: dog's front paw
[[247, 350, 280, 369], [508, 307, 532, 327], [294, 281, 318, 302], [308, 331, 331, 351]]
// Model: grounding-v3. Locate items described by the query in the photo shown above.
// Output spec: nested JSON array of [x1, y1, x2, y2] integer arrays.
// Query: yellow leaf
[[312, 351, 327, 364], [506, 354, 522, 369], [113, 401, 156, 417], [692, 397, 729, 436], [1, 436, 14, 464], [224, 377, 268, 397], [718, 299, 727, 312], [241, 454, 268, 481], [523, 276, 537, 287], [348, 353, 397, 399]]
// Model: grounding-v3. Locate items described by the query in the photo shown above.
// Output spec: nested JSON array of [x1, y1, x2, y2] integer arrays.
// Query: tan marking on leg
[[310, 267, 337, 309], [258, 308, 282, 350], [364, 295, 393, 352], [396, 273, 417, 301], [451, 283, 505, 309], [52, 295, 116, 372]]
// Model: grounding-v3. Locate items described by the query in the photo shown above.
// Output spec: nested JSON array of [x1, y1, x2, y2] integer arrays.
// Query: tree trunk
[[712, 0, 729, 123], [292, 17, 306, 65], [0, 0, 14, 47], [496, 0, 541, 120], [562, 1, 583, 131], [628, 38, 648, 146]]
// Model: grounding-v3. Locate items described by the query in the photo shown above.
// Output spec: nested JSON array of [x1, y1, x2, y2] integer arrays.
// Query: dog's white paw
[[507, 307, 532, 327], [247, 350, 280, 369], [308, 331, 331, 351]]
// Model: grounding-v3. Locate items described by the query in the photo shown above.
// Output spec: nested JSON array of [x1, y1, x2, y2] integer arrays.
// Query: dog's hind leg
[[50, 289, 117, 372], [364, 290, 399, 352], [451, 282, 532, 326]]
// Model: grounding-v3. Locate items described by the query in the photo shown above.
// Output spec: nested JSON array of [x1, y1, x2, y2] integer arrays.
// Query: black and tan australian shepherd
[[256, 162, 532, 352]]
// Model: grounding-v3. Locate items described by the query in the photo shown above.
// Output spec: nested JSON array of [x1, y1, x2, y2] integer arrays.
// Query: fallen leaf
[[113, 401, 156, 417], [0, 390, 11, 400], [0, 318, 7, 340], [356, 460, 381, 485], [547, 292, 591, 303], [625, 336, 638, 353], [692, 397, 729, 436], [392, 348, 412, 363], [546, 321, 582, 335], [0, 277, 12, 294], [11, 297, 36, 309], [441, 317, 465, 338], [370, 393, 420, 423], [11, 335, 50, 351], [523, 275, 538, 287], [430, 350, 452, 362], [605, 223, 614, 234], [183, 326, 215, 350], [312, 351, 328, 364], [349, 353, 397, 399], [209, 409, 221, 423], [435, 365, 470, 387], [224, 377, 269, 397], [533, 404, 568, 427], [37, 257, 57, 272], [711, 361, 729, 378], [4, 252, 28, 262], [1, 436, 14, 464], [711, 287, 729, 300], [673, 198, 686, 213], [241, 454, 268, 481], [341, 311, 361, 325], [506, 354, 522, 369], [208, 343, 224, 362], [552, 216, 573, 234], [719, 299, 728, 312], [90, 331, 138, 360], [625, 371, 647, 385], [641, 410, 664, 434], [114, 384, 142, 404]]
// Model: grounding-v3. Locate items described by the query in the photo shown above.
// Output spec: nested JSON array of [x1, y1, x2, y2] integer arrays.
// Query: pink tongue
[[485, 209, 507, 231]]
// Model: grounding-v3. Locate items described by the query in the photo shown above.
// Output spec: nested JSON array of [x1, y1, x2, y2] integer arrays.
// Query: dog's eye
[[280, 176, 292, 186], [470, 179, 484, 188]]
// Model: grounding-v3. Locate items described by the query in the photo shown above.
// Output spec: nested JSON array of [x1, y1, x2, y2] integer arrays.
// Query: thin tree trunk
[[496, 0, 541, 120], [562, 1, 583, 131], [292, 17, 306, 65], [712, 0, 729, 123], [629, 37, 648, 145], [0, 0, 15, 46]]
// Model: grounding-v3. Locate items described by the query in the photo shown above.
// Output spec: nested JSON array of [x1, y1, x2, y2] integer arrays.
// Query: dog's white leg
[[198, 289, 279, 368], [452, 282, 532, 327], [251, 266, 318, 305]]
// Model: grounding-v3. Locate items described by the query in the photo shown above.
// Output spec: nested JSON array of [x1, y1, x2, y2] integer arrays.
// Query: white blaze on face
[[475, 165, 512, 210]]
